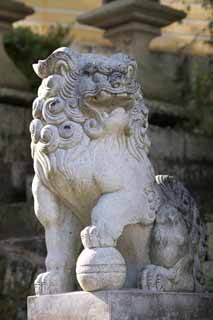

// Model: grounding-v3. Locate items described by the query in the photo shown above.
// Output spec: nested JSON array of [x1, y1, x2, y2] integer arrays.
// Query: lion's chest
[[36, 148, 100, 222]]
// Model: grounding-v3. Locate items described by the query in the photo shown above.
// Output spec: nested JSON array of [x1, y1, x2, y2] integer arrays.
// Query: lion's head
[[30, 48, 150, 160]]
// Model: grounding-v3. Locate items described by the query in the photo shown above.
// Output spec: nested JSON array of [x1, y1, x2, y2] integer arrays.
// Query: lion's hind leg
[[32, 175, 82, 295]]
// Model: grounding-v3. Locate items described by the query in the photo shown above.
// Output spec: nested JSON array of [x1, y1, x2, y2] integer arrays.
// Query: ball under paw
[[76, 247, 126, 291]]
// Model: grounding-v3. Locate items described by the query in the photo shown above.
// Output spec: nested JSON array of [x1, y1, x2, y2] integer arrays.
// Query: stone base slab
[[28, 290, 213, 320]]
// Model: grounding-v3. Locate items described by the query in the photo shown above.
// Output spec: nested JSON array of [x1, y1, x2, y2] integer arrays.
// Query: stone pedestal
[[77, 0, 186, 103], [0, 0, 33, 90], [28, 290, 213, 320]]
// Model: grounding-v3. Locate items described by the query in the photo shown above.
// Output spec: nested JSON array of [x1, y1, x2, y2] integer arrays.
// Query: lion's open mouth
[[82, 89, 135, 111]]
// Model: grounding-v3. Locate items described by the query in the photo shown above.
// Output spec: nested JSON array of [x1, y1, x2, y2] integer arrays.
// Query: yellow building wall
[[17, 0, 212, 53], [156, 0, 213, 55], [17, 0, 111, 46], [162, 0, 212, 41]]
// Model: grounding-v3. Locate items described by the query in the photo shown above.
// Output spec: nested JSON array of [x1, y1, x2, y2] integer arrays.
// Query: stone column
[[0, 1, 34, 91], [77, 0, 186, 103]]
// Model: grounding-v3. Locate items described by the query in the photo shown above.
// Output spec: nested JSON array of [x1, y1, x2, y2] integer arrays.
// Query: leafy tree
[[4, 26, 72, 91]]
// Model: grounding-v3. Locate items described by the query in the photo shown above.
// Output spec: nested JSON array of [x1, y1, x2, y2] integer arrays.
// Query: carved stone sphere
[[76, 247, 127, 291]]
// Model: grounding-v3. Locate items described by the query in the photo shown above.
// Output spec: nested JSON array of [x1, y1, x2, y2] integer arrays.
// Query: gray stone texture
[[205, 222, 213, 292], [29, 48, 207, 295], [28, 290, 213, 320], [0, 237, 45, 320], [0, 102, 32, 203], [77, 0, 186, 105], [0, 66, 37, 319], [0, 2, 212, 319]]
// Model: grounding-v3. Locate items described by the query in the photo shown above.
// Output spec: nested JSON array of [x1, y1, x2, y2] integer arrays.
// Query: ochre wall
[[17, 0, 212, 54], [16, 0, 111, 46], [158, 0, 213, 55], [163, 0, 212, 40]]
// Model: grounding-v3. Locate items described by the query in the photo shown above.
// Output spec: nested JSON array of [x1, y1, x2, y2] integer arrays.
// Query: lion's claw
[[34, 270, 74, 295], [140, 265, 176, 292], [81, 226, 115, 248]]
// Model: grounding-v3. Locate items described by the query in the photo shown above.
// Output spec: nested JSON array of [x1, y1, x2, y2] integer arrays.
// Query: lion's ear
[[33, 47, 79, 79]]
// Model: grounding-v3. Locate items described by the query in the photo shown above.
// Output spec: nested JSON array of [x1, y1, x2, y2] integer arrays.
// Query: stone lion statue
[[30, 48, 206, 295]]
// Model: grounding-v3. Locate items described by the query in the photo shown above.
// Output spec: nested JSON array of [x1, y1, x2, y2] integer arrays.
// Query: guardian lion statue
[[30, 48, 206, 295]]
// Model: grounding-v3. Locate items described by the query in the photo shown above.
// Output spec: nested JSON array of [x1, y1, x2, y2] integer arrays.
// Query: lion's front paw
[[81, 226, 100, 248], [81, 226, 115, 248], [140, 265, 176, 292], [34, 270, 74, 295]]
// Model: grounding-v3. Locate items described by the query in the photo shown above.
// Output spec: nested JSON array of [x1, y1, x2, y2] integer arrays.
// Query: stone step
[[0, 202, 43, 240], [28, 290, 213, 320]]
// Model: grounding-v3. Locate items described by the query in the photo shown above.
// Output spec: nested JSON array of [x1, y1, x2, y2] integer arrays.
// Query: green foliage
[[205, 212, 213, 222], [4, 26, 72, 91], [191, 57, 213, 134], [206, 274, 213, 292], [181, 0, 213, 43]]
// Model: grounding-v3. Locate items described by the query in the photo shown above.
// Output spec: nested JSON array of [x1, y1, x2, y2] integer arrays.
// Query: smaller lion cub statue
[[30, 48, 206, 295]]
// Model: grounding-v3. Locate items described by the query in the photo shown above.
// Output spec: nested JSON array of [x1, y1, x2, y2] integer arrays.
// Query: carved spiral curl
[[42, 97, 66, 125], [58, 121, 84, 149], [32, 98, 43, 119], [64, 98, 86, 124], [30, 119, 43, 143], [38, 125, 60, 153], [38, 74, 65, 99], [33, 48, 79, 79], [83, 118, 104, 139]]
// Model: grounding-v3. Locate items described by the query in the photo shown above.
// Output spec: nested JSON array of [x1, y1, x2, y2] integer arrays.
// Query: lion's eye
[[83, 70, 90, 77], [112, 72, 122, 79]]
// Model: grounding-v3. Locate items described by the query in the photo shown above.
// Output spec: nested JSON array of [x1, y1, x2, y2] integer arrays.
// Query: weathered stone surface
[[77, 0, 186, 104], [0, 237, 45, 320], [30, 48, 205, 295], [28, 290, 213, 320], [76, 247, 127, 292], [208, 235, 213, 261], [0, 101, 33, 202], [185, 133, 213, 163], [203, 261, 213, 276], [11, 162, 33, 193], [149, 126, 213, 163], [207, 223, 213, 235], [26, 174, 34, 203], [78, 0, 186, 31], [0, 104, 30, 136], [0, 161, 14, 203], [0, 203, 43, 239], [203, 261, 213, 293], [148, 126, 213, 214], [149, 126, 184, 161]]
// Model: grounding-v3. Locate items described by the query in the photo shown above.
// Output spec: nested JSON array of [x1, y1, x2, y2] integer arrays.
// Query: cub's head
[[30, 48, 150, 159]]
